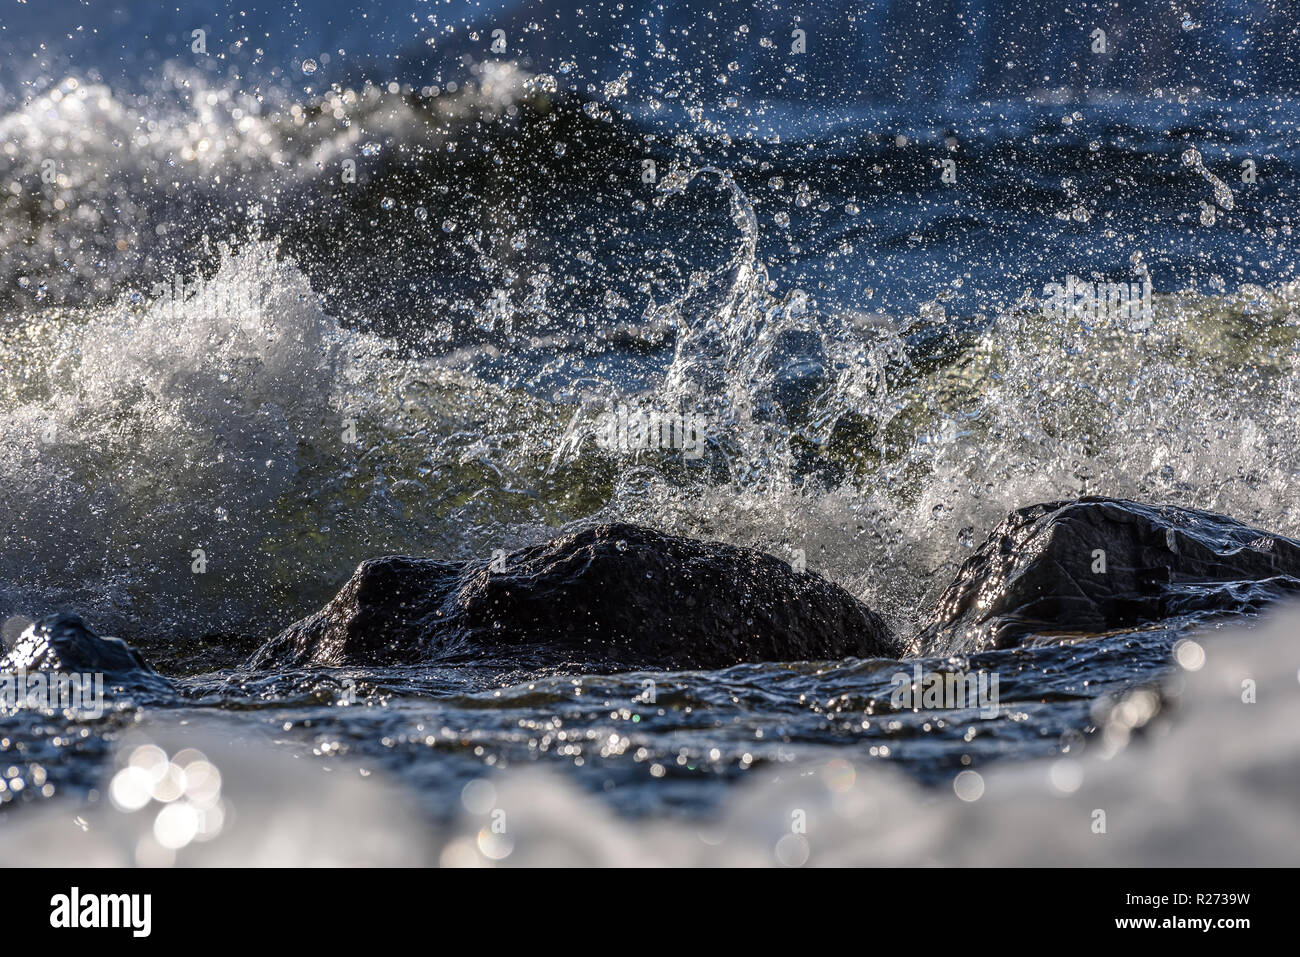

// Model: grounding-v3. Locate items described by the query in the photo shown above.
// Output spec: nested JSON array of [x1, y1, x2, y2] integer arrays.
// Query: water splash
[[7, 167, 1298, 645], [1182, 146, 1236, 212], [0, 237, 570, 639]]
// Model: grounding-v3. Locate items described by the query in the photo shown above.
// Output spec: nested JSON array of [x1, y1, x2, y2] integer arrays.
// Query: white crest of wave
[[0, 239, 377, 634]]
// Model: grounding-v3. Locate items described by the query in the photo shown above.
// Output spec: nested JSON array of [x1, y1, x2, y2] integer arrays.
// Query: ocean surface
[[2, 0, 1300, 863]]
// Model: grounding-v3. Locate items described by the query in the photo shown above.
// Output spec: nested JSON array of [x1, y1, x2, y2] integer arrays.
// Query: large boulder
[[250, 523, 897, 670], [912, 497, 1300, 656]]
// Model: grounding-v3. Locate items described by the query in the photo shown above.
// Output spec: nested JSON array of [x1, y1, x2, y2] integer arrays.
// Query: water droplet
[[301, 58, 318, 76], [524, 74, 557, 95]]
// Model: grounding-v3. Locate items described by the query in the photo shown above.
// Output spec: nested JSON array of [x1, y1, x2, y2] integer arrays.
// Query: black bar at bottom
[[4, 866, 1283, 942]]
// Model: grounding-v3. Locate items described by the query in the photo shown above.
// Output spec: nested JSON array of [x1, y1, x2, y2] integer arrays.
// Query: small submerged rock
[[2, 612, 156, 674], [1, 612, 172, 697], [912, 497, 1300, 656], [250, 523, 898, 670]]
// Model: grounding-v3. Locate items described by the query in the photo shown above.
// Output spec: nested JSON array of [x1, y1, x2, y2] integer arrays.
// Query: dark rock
[[250, 523, 897, 670], [912, 497, 1300, 656], [1, 612, 172, 694]]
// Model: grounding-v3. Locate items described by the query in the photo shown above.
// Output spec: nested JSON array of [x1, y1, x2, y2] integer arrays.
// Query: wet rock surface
[[2, 612, 159, 675], [250, 522, 898, 670], [17, 500, 1300, 681], [912, 497, 1300, 656], [0, 612, 173, 698]]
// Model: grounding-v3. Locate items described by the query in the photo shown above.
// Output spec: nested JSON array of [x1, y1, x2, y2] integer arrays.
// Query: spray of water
[[3, 159, 1299, 642]]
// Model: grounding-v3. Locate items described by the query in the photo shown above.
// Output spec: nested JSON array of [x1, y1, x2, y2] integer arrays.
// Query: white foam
[[0, 239, 385, 633]]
